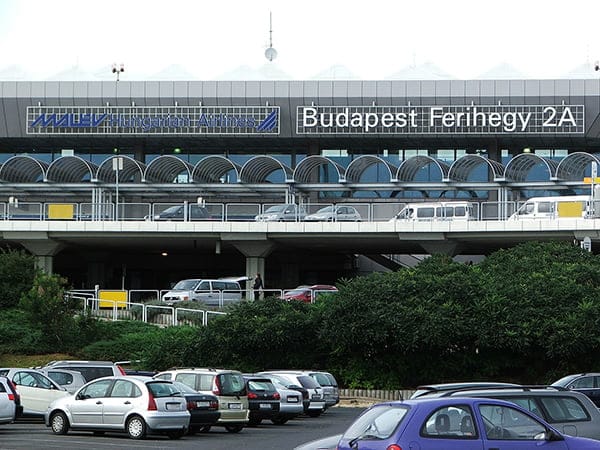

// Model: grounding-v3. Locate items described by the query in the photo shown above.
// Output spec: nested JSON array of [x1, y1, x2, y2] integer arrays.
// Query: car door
[[70, 379, 113, 426], [11, 370, 66, 415], [102, 379, 139, 426], [476, 403, 568, 450]]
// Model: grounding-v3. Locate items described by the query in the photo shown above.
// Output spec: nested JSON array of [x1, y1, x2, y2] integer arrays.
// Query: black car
[[243, 376, 281, 426], [171, 381, 220, 434]]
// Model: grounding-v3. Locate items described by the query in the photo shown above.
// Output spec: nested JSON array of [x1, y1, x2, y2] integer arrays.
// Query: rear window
[[297, 375, 319, 389], [325, 373, 338, 387], [218, 373, 246, 396], [247, 380, 276, 393], [538, 396, 590, 422], [344, 405, 408, 440], [147, 381, 181, 398], [47, 371, 74, 385], [311, 373, 333, 387]]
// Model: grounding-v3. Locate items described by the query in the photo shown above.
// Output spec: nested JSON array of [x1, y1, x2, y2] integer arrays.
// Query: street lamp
[[112, 63, 125, 81]]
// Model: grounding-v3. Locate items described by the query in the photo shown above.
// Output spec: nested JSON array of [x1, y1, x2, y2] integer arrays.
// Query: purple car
[[300, 397, 600, 450]]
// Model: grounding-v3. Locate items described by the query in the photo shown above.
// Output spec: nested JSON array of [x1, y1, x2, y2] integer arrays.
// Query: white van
[[509, 195, 591, 220], [161, 278, 244, 306], [389, 201, 475, 222]]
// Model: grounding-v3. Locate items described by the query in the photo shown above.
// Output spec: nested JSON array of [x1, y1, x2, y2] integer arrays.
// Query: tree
[[0, 248, 35, 308], [19, 272, 78, 351]]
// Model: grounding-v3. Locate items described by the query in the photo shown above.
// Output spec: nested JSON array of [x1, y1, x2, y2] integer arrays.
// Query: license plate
[[196, 401, 210, 407], [228, 403, 242, 410], [166, 402, 180, 410], [287, 397, 299, 403], [311, 394, 321, 400], [259, 403, 271, 409]]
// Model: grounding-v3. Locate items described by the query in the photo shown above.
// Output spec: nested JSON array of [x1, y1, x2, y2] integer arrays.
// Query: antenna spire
[[264, 11, 278, 62]]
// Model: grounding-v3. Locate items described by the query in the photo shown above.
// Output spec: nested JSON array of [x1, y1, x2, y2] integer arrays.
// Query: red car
[[282, 285, 338, 303]]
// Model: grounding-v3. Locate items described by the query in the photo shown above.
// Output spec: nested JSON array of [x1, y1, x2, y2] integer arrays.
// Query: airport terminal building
[[0, 78, 600, 289]]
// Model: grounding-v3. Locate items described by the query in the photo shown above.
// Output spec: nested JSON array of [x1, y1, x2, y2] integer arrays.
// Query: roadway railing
[[0, 200, 521, 222]]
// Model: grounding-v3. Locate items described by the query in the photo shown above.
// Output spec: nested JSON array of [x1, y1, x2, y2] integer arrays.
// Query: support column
[[227, 238, 275, 300], [12, 235, 64, 275]]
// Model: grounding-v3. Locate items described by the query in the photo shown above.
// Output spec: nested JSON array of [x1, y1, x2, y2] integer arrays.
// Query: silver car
[[255, 204, 307, 222], [265, 376, 304, 425], [258, 371, 325, 417], [38, 368, 87, 394], [0, 376, 18, 424], [45, 376, 190, 439], [304, 205, 361, 222]]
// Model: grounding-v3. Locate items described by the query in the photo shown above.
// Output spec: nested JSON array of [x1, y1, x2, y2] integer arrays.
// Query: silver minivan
[[161, 278, 243, 306]]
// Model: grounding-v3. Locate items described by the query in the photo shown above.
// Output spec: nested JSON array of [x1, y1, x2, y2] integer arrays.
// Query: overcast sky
[[1, 0, 599, 80]]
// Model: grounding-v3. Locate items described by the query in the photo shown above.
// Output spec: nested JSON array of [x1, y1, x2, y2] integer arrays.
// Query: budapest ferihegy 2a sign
[[296, 105, 584, 134]]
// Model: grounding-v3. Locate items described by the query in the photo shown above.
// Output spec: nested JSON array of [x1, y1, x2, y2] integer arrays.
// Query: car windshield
[[285, 288, 309, 296], [172, 280, 199, 290], [265, 205, 288, 213], [316, 206, 335, 213], [343, 405, 409, 440], [161, 206, 181, 214]]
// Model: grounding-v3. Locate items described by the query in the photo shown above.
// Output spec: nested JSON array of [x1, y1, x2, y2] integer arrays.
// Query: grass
[[0, 353, 76, 368]]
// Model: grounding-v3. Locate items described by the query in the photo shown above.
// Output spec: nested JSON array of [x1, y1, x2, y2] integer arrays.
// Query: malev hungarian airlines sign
[[27, 106, 279, 135], [296, 105, 584, 134]]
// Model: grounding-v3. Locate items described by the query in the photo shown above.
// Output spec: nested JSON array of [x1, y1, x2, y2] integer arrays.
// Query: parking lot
[[0, 407, 363, 450]]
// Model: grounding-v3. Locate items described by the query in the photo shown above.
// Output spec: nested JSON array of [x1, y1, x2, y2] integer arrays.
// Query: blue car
[[298, 397, 600, 450]]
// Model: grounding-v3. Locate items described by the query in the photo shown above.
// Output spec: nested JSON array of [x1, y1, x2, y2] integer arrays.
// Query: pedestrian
[[253, 273, 264, 300]]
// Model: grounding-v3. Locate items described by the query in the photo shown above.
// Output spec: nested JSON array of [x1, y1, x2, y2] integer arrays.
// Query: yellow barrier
[[98, 290, 128, 309]]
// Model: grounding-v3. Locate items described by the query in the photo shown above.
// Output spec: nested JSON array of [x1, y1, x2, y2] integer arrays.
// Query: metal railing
[[0, 200, 523, 222]]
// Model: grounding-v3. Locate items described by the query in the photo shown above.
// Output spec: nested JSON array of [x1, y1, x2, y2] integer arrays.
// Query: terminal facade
[[0, 79, 599, 290]]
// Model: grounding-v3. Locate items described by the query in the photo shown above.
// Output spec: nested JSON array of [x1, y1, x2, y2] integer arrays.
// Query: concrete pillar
[[227, 237, 275, 300], [14, 236, 64, 275]]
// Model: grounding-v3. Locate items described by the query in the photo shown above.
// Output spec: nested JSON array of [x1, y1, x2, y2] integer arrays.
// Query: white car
[[45, 376, 190, 439], [0, 376, 19, 424], [0, 368, 69, 416], [257, 371, 325, 417], [304, 205, 361, 222]]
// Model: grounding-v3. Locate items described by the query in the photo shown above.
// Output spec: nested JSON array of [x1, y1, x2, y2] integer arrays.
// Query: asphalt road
[[0, 407, 364, 450]]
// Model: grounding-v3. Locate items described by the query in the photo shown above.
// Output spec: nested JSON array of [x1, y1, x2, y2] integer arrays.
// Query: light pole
[[113, 155, 123, 220], [112, 63, 125, 81]]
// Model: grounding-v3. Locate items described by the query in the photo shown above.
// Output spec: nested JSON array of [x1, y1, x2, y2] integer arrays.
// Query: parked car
[[282, 285, 338, 303], [424, 385, 600, 441], [38, 368, 87, 394], [154, 368, 249, 433], [552, 373, 600, 407], [255, 204, 307, 222], [257, 371, 325, 417], [0, 375, 20, 424], [170, 381, 220, 434], [410, 381, 521, 399], [295, 397, 600, 450], [150, 205, 216, 221], [45, 376, 189, 439], [243, 376, 281, 426], [42, 360, 126, 382], [262, 373, 310, 416], [304, 371, 340, 408], [304, 205, 361, 222], [0, 368, 69, 416], [263, 376, 304, 425], [161, 278, 243, 306]]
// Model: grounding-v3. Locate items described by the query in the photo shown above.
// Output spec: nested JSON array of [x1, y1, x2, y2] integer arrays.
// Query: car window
[[479, 404, 545, 440], [154, 373, 171, 380], [80, 379, 113, 399], [500, 396, 544, 418], [58, 366, 114, 382], [421, 405, 477, 438], [570, 376, 594, 389], [218, 373, 246, 396], [538, 396, 590, 422], [13, 371, 53, 389], [311, 373, 332, 386], [110, 380, 137, 397], [174, 373, 198, 390], [197, 281, 210, 291], [248, 380, 276, 392], [343, 405, 408, 441], [297, 375, 319, 389], [173, 280, 199, 290], [212, 281, 226, 290], [147, 381, 181, 398], [47, 371, 74, 386], [325, 373, 338, 387]]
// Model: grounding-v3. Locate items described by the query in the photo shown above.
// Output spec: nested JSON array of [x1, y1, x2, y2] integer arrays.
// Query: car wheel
[[271, 418, 288, 425], [225, 425, 244, 433], [307, 410, 322, 418], [126, 415, 147, 440], [167, 429, 185, 439], [50, 411, 69, 435], [199, 425, 212, 433]]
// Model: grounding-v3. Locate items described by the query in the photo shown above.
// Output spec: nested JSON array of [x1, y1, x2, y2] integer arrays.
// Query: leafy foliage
[[0, 249, 35, 308]]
